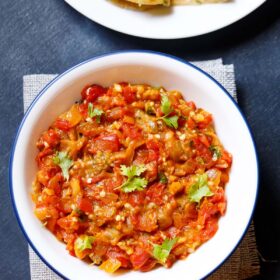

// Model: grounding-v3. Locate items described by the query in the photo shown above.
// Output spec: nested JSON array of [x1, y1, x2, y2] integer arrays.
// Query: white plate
[[64, 0, 266, 39]]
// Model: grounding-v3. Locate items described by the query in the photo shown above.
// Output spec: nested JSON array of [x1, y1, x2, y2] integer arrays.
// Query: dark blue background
[[0, 0, 279, 278]]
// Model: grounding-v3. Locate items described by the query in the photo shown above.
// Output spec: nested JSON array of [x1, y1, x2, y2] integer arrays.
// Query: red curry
[[32, 83, 232, 273]]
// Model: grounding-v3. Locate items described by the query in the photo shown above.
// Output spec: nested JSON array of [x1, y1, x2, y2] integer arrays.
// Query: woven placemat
[[23, 59, 260, 280]]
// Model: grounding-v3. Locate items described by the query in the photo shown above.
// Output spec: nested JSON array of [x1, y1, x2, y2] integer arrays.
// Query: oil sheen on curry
[[32, 82, 232, 273]]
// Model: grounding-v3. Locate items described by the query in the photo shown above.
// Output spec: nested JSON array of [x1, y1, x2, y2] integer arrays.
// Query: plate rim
[[64, 0, 266, 39]]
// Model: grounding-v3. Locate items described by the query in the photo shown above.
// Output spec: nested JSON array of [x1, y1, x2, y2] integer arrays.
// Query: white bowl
[[10, 51, 258, 280]]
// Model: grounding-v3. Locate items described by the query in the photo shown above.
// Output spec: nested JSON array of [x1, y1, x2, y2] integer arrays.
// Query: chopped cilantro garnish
[[118, 165, 147, 193], [161, 95, 173, 116], [158, 172, 168, 184], [121, 177, 148, 193], [75, 235, 95, 252], [188, 173, 213, 203], [53, 151, 72, 181], [209, 145, 222, 161], [162, 115, 179, 129], [88, 103, 104, 123], [152, 238, 178, 264], [120, 165, 146, 178], [159, 94, 179, 129]]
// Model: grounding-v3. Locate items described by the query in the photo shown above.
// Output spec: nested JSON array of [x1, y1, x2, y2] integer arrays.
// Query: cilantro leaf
[[75, 235, 95, 252], [159, 95, 179, 129], [160, 95, 172, 116], [53, 151, 72, 181], [119, 165, 147, 193], [88, 103, 104, 123], [158, 172, 168, 184], [121, 177, 148, 193], [209, 145, 222, 161], [152, 238, 178, 264], [88, 102, 94, 117], [197, 173, 208, 186], [188, 173, 213, 203], [189, 185, 213, 203], [163, 115, 179, 129], [120, 165, 146, 179]]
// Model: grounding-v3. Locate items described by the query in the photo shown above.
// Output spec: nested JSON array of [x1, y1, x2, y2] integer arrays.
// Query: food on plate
[[32, 82, 232, 273], [122, 0, 228, 6]]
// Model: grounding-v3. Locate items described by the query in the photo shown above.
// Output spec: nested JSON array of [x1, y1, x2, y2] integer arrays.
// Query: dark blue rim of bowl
[[9, 50, 259, 280]]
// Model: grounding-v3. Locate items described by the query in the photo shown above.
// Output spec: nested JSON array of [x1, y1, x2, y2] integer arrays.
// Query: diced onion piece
[[168, 181, 183, 195], [99, 258, 122, 273], [59, 104, 82, 127], [206, 168, 221, 187], [74, 235, 93, 259], [70, 177, 81, 197]]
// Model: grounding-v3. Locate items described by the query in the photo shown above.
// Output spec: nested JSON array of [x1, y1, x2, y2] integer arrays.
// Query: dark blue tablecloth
[[0, 0, 279, 279]]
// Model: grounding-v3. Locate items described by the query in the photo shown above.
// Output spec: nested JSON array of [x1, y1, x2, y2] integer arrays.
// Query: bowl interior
[[11, 52, 258, 280]]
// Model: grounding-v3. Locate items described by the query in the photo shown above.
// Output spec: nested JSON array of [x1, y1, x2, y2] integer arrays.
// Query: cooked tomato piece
[[61, 231, 77, 256], [209, 188, 225, 204], [146, 140, 160, 162], [127, 191, 146, 207], [121, 123, 142, 140], [165, 227, 180, 239], [222, 150, 232, 165], [198, 201, 220, 227], [123, 115, 135, 124], [123, 85, 136, 103], [57, 215, 79, 231], [104, 174, 123, 192], [187, 101, 196, 110], [184, 203, 198, 221], [37, 129, 60, 149], [187, 116, 196, 129], [147, 150, 159, 163], [78, 198, 93, 213], [83, 172, 110, 186], [197, 114, 213, 129], [47, 173, 63, 196], [106, 246, 131, 268], [89, 134, 120, 153], [36, 148, 54, 167], [34, 205, 58, 230], [133, 149, 149, 165], [54, 119, 72, 131], [139, 258, 157, 272], [135, 210, 158, 232], [145, 161, 158, 181], [81, 84, 106, 102], [200, 217, 219, 241], [193, 137, 213, 167], [146, 183, 165, 205], [106, 107, 126, 121], [130, 248, 150, 270], [198, 134, 210, 148], [118, 82, 128, 87], [178, 117, 186, 127], [78, 102, 88, 116]]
